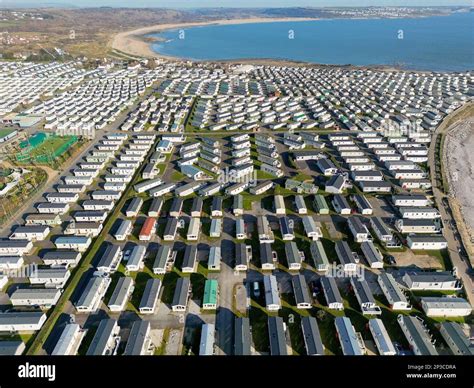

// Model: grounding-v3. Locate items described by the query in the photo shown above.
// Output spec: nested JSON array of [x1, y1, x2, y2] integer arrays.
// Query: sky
[[1, 0, 471, 8]]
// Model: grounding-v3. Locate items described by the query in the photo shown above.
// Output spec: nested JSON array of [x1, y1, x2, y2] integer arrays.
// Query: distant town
[[0, 55, 472, 358]]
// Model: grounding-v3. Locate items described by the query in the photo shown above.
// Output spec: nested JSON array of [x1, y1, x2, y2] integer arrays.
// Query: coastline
[[110, 17, 320, 60], [109, 13, 468, 72]]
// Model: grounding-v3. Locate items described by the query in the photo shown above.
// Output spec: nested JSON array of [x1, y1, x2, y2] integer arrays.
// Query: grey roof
[[378, 272, 408, 304], [440, 322, 474, 356], [96, 243, 121, 270], [191, 197, 203, 213], [259, 243, 274, 266], [153, 245, 171, 272], [321, 276, 343, 306], [333, 194, 350, 209], [86, 319, 118, 356], [10, 288, 60, 301], [285, 242, 301, 266], [0, 341, 25, 355], [30, 267, 69, 280], [348, 217, 368, 235], [182, 245, 197, 270], [371, 217, 392, 236], [108, 277, 133, 308], [139, 278, 162, 310], [398, 315, 438, 355], [163, 218, 178, 237], [172, 277, 191, 308], [280, 217, 294, 236], [361, 241, 383, 266], [235, 243, 248, 267], [310, 241, 329, 267], [292, 274, 312, 306], [148, 197, 163, 215], [169, 197, 183, 214], [268, 316, 287, 356], [404, 271, 456, 284], [301, 316, 324, 355], [199, 323, 215, 356], [0, 312, 45, 326], [234, 317, 251, 356], [126, 197, 143, 214], [334, 317, 363, 355], [211, 196, 223, 211], [52, 323, 80, 355], [123, 320, 150, 356], [335, 241, 357, 265], [351, 278, 376, 305], [127, 245, 146, 268]]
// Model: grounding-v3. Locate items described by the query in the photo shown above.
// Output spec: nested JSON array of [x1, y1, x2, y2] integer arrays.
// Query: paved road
[[428, 106, 474, 306]]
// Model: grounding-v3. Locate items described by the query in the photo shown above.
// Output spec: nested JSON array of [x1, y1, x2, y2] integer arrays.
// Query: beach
[[110, 17, 318, 59]]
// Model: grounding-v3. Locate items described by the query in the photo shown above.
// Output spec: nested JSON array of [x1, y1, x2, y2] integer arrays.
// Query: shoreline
[[109, 14, 468, 73], [110, 17, 320, 60]]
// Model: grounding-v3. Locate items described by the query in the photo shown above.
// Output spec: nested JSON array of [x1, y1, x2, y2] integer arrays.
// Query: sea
[[150, 11, 474, 72]]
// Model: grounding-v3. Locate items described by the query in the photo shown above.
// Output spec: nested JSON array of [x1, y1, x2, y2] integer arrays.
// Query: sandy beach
[[110, 17, 318, 59], [445, 114, 474, 245]]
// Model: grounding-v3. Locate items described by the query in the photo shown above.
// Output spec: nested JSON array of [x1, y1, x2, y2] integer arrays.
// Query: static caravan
[[210, 218, 222, 238], [182, 245, 198, 273], [64, 221, 102, 237], [335, 241, 358, 272], [82, 200, 114, 211], [163, 218, 178, 241], [285, 241, 304, 270], [313, 195, 330, 215], [274, 195, 286, 215], [42, 251, 81, 268], [320, 276, 344, 310], [114, 219, 133, 241], [292, 274, 312, 309], [10, 225, 50, 242], [54, 236, 91, 252], [123, 321, 153, 356], [75, 275, 111, 313], [152, 245, 176, 275], [235, 218, 246, 240], [310, 241, 330, 272], [368, 318, 396, 356], [125, 197, 143, 217], [280, 217, 295, 241], [148, 198, 163, 217], [96, 244, 122, 274], [264, 275, 281, 311], [302, 216, 322, 241], [260, 243, 277, 271], [139, 218, 156, 241], [36, 203, 69, 215], [202, 279, 218, 310], [334, 317, 364, 356], [125, 245, 146, 272], [10, 288, 61, 309], [187, 218, 201, 241], [211, 197, 223, 217], [108, 277, 134, 312], [208, 246, 222, 271], [171, 277, 191, 312], [301, 316, 324, 355], [139, 278, 162, 314], [361, 241, 384, 269], [377, 272, 411, 311], [235, 243, 251, 272], [73, 210, 107, 223]]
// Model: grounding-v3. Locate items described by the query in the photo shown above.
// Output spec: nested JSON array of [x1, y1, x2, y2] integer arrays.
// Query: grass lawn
[[170, 170, 186, 182]]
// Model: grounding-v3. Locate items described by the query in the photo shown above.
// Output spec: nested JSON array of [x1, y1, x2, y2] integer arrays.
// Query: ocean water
[[151, 12, 474, 72]]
